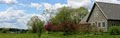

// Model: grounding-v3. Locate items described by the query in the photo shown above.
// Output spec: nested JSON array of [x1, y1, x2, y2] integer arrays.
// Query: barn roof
[[80, 2, 120, 23], [96, 2, 120, 20]]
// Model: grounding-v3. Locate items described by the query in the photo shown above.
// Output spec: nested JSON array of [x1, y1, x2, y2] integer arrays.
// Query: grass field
[[0, 32, 120, 38], [0, 33, 38, 38]]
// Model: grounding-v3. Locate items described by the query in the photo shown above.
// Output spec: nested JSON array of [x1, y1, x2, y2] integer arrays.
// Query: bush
[[109, 26, 120, 35], [0, 28, 9, 33], [27, 30, 33, 33], [44, 22, 60, 32], [60, 20, 78, 35]]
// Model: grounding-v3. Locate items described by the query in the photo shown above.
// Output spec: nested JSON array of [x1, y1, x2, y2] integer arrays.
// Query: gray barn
[[81, 2, 120, 32]]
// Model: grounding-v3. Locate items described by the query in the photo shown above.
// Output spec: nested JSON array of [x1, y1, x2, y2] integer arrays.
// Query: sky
[[0, 0, 120, 29]]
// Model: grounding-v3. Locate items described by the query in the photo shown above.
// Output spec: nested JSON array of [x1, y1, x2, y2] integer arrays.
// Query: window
[[112, 23, 115, 26], [102, 22, 105, 27], [98, 23, 101, 27]]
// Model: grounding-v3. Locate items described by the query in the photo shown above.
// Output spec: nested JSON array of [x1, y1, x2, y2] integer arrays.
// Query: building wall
[[88, 5, 108, 32], [108, 20, 120, 28]]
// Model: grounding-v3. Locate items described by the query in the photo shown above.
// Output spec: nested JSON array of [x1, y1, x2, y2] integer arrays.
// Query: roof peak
[[95, 1, 120, 5], [95, 1, 120, 20]]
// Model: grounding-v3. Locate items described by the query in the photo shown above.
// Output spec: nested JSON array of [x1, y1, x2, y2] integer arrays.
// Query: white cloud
[[43, 3, 68, 10], [0, 7, 45, 29], [67, 0, 91, 9], [18, 3, 28, 7], [42, 3, 68, 17], [0, 0, 17, 4], [54, 3, 68, 10], [42, 3, 68, 20], [96, 0, 120, 4], [67, 0, 120, 10], [30, 3, 42, 10], [0, 7, 28, 29], [42, 3, 52, 10]]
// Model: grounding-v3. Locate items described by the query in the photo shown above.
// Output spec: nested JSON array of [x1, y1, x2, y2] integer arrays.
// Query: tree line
[[27, 7, 88, 37]]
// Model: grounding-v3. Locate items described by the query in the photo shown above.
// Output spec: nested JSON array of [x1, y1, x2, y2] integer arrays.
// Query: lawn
[[41, 32, 120, 38], [0, 33, 38, 38], [0, 32, 120, 38]]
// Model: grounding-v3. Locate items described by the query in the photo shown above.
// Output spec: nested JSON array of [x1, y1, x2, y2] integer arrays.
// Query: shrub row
[[109, 26, 120, 35], [0, 28, 28, 33]]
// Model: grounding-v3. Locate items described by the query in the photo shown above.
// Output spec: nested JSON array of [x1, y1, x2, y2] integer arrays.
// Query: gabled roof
[[96, 2, 120, 20], [80, 2, 120, 23], [83, 2, 120, 22]]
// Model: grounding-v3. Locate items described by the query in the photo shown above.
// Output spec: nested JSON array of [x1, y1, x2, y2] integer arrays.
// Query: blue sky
[[0, 0, 120, 29]]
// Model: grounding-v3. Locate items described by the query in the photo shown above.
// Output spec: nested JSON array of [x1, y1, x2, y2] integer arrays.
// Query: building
[[80, 2, 120, 32]]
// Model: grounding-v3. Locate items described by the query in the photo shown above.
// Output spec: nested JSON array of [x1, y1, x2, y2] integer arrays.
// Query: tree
[[36, 17, 44, 38], [61, 20, 77, 35], [50, 7, 88, 25], [27, 16, 38, 33], [50, 7, 72, 25], [71, 7, 88, 24], [27, 16, 44, 38], [50, 7, 77, 35]]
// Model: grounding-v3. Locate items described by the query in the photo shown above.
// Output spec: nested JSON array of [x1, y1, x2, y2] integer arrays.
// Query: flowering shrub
[[44, 22, 59, 31], [59, 20, 80, 35]]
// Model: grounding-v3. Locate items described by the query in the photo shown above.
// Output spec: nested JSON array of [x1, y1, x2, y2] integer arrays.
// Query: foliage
[[50, 7, 88, 25], [27, 16, 44, 38], [44, 22, 63, 32], [50, 7, 72, 26], [60, 20, 78, 35], [49, 7, 88, 35], [0, 28, 9, 33], [27, 16, 44, 33], [36, 18, 44, 38], [44, 22, 54, 31], [71, 7, 88, 24], [27, 30, 32, 33], [27, 16, 37, 33], [109, 26, 120, 35]]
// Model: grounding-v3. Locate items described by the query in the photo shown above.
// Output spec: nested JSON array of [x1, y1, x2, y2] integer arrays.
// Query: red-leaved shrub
[[44, 22, 59, 31], [60, 20, 79, 32]]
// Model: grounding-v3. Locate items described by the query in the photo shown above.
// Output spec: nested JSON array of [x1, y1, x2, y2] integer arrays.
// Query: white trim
[[97, 21, 106, 28], [95, 2, 108, 19], [102, 22, 106, 28]]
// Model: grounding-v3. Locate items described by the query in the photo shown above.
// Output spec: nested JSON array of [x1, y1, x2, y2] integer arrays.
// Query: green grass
[[0, 33, 38, 38], [41, 32, 120, 38], [0, 32, 120, 38]]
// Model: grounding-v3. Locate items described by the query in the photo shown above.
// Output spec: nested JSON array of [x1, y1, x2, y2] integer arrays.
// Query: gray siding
[[88, 5, 108, 32]]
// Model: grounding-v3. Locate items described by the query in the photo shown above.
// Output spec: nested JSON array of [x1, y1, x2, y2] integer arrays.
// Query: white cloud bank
[[42, 3, 68, 11], [0, 7, 27, 29], [0, 7, 45, 29], [30, 3, 42, 10], [96, 0, 120, 4], [0, 0, 17, 4], [66, 0, 120, 11], [67, 0, 92, 9], [42, 0, 93, 12]]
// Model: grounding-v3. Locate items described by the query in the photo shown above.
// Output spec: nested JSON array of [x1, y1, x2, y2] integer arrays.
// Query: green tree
[[50, 7, 72, 25], [27, 16, 44, 38], [50, 7, 88, 25], [71, 7, 88, 24], [36, 18, 44, 38]]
